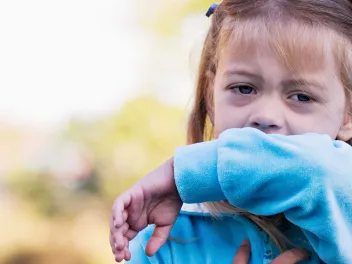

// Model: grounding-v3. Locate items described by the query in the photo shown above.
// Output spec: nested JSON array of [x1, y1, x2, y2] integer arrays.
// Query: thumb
[[270, 248, 310, 264], [232, 239, 251, 264], [145, 225, 173, 256]]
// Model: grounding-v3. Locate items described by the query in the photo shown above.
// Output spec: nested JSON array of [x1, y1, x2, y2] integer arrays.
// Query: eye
[[290, 93, 312, 102], [232, 85, 256, 95]]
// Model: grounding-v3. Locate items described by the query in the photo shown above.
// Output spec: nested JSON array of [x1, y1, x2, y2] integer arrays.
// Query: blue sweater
[[126, 128, 352, 263]]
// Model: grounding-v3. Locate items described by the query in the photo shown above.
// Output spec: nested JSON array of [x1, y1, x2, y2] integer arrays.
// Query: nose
[[252, 120, 280, 131], [248, 98, 283, 133]]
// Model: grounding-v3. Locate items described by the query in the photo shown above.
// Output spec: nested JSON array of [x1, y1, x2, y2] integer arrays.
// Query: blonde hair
[[187, 0, 352, 249]]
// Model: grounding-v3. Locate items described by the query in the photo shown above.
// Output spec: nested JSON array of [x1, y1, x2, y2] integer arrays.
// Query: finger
[[114, 250, 125, 263], [124, 247, 131, 261], [115, 223, 130, 250], [113, 194, 131, 228], [123, 210, 128, 222], [270, 248, 310, 264], [109, 233, 116, 254], [110, 215, 129, 238], [125, 229, 138, 240], [110, 217, 118, 242], [109, 217, 120, 252], [145, 225, 173, 256], [232, 239, 251, 264], [124, 237, 129, 249], [113, 194, 132, 228], [113, 210, 128, 228], [126, 188, 145, 227]]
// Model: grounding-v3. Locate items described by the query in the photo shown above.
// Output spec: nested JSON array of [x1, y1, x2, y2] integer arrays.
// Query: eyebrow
[[281, 79, 326, 90], [223, 69, 325, 90], [223, 69, 264, 82]]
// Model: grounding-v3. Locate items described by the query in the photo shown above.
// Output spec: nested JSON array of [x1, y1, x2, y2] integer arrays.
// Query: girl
[[110, 0, 352, 263]]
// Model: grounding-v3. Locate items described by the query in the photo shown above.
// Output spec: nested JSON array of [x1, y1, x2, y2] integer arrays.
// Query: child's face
[[212, 39, 352, 140]]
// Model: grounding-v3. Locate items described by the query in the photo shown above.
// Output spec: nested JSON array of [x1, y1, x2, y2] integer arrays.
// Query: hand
[[110, 158, 182, 263], [232, 240, 310, 264]]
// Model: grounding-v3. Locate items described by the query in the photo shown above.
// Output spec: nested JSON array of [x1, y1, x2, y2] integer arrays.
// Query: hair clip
[[206, 3, 219, 17]]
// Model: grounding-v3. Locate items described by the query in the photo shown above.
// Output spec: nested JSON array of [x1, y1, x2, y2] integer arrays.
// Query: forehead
[[217, 17, 346, 77]]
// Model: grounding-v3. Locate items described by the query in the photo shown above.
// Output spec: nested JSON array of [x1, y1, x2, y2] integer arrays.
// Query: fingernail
[[241, 239, 250, 246], [114, 220, 118, 228]]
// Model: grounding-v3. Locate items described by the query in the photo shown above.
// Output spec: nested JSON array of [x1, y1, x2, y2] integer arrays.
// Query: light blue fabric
[[127, 210, 320, 264], [127, 128, 352, 263]]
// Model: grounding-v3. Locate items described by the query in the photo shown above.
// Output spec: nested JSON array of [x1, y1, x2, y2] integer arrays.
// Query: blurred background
[[0, 0, 213, 263]]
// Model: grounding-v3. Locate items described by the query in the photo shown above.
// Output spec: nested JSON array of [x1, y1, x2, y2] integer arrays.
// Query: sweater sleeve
[[174, 127, 352, 263]]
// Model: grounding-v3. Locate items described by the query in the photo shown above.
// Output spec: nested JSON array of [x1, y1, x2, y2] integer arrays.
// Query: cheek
[[320, 88, 347, 136], [322, 98, 346, 131], [323, 107, 346, 138], [289, 106, 344, 138], [213, 96, 248, 137]]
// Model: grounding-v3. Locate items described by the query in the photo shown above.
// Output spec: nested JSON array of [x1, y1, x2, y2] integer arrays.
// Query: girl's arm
[[174, 127, 352, 264]]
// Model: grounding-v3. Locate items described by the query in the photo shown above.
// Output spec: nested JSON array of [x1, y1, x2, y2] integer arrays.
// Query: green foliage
[[1, 1, 199, 262], [7, 170, 101, 218], [63, 96, 186, 199], [7, 96, 186, 219], [8, 171, 61, 217]]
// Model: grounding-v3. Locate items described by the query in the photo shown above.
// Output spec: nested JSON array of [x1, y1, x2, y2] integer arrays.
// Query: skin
[[213, 38, 352, 139], [110, 160, 309, 263], [232, 240, 309, 264], [110, 36, 352, 263]]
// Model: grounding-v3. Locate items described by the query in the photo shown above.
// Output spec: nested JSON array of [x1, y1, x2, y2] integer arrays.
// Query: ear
[[337, 112, 352, 142]]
